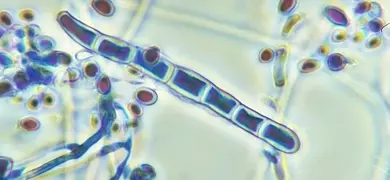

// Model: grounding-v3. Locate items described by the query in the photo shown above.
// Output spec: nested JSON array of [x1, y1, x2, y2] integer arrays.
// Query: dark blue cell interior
[[13, 71, 30, 90], [98, 97, 117, 132], [205, 87, 237, 114], [133, 51, 168, 79], [7, 169, 22, 179], [14, 29, 25, 38], [263, 150, 278, 164], [327, 53, 345, 71], [263, 124, 295, 150], [35, 37, 55, 51], [130, 164, 156, 180], [16, 43, 26, 53], [26, 26, 37, 37], [0, 53, 13, 68], [25, 65, 53, 85], [26, 51, 65, 67], [41, 51, 61, 66], [172, 69, 207, 97], [98, 39, 130, 61], [0, 28, 5, 38], [235, 108, 263, 132], [368, 18, 382, 32], [354, 2, 369, 14], [25, 50, 41, 61], [59, 14, 96, 46]]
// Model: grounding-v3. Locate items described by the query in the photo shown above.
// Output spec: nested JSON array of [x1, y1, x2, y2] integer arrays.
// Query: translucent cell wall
[[0, 0, 389, 180]]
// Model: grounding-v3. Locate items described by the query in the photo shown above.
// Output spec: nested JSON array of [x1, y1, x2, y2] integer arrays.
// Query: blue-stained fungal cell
[[57, 11, 97, 46], [324, 6, 350, 26], [172, 69, 207, 97], [234, 108, 264, 132], [0, 52, 13, 68], [25, 50, 43, 65], [354, 1, 371, 14], [130, 164, 156, 180], [263, 124, 296, 151], [25, 50, 40, 61], [133, 50, 169, 79], [13, 71, 30, 90], [327, 53, 346, 71], [263, 150, 278, 164], [25, 65, 53, 85], [42, 51, 60, 66], [367, 18, 384, 32], [21, 57, 28, 66], [26, 24, 40, 37], [26, 51, 69, 67], [97, 39, 130, 61], [7, 169, 23, 179], [204, 87, 237, 115], [0, 27, 5, 38], [32, 35, 56, 52], [0, 156, 13, 178], [16, 43, 26, 53], [14, 28, 25, 38]]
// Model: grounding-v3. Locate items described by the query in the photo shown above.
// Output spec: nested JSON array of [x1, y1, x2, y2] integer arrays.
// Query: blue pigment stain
[[324, 6, 350, 26], [130, 164, 156, 180], [16, 43, 26, 53], [33, 35, 56, 52], [25, 65, 53, 85], [7, 169, 23, 179], [235, 108, 263, 132], [327, 53, 346, 71], [204, 87, 237, 114], [368, 18, 384, 32], [98, 39, 130, 61], [26, 25, 40, 37], [263, 124, 296, 150], [0, 28, 5, 38], [13, 71, 30, 90], [41, 51, 61, 66], [14, 29, 25, 38], [25, 50, 41, 62], [354, 1, 371, 14], [172, 69, 207, 97], [0, 52, 13, 68], [21, 57, 28, 66], [133, 49, 169, 79]]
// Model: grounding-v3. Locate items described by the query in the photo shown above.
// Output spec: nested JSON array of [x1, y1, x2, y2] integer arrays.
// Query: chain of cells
[[0, 0, 385, 179]]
